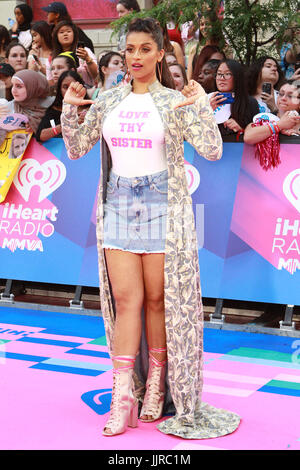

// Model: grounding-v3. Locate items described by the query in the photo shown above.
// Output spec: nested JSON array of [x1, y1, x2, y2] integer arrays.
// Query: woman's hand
[[223, 118, 243, 133], [63, 81, 95, 107], [174, 80, 206, 109], [278, 111, 300, 131], [209, 91, 227, 111], [290, 68, 300, 81], [76, 47, 90, 62], [260, 89, 277, 113]]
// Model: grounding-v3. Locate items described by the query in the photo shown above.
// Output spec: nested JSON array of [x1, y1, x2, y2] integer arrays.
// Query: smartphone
[[219, 92, 234, 104], [77, 41, 85, 49], [32, 54, 39, 62], [295, 62, 300, 72], [262, 82, 272, 94]]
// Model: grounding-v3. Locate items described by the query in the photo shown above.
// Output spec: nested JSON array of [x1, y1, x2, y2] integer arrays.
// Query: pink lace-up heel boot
[[139, 347, 167, 423], [102, 355, 138, 436]]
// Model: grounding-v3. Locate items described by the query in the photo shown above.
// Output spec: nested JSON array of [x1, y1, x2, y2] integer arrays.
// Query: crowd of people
[[0, 1, 299, 148]]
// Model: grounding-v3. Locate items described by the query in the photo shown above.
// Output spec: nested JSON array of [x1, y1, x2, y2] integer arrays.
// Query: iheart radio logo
[[283, 169, 300, 214], [0, 140, 66, 252], [14, 158, 66, 202]]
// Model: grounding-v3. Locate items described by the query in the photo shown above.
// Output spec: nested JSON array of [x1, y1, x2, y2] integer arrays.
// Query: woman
[[209, 59, 259, 136], [61, 17, 240, 439], [248, 56, 284, 114], [244, 80, 300, 171], [42, 1, 94, 52], [5, 43, 28, 72], [0, 25, 10, 61], [50, 53, 77, 86], [116, 0, 141, 52], [244, 81, 300, 143], [36, 70, 88, 142], [28, 21, 52, 79], [52, 20, 97, 87], [279, 20, 300, 79], [197, 59, 220, 94], [95, 51, 124, 95], [191, 44, 225, 83], [8, 69, 50, 134], [168, 62, 187, 91], [10, 3, 33, 50], [187, 11, 225, 81]]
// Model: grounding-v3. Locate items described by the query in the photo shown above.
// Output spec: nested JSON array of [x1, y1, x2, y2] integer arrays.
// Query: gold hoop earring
[[157, 60, 162, 82]]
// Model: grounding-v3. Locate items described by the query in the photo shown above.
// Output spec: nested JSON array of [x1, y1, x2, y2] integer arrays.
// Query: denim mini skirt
[[102, 169, 168, 253]]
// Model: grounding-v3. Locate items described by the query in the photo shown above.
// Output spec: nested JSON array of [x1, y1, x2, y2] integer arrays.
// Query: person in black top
[[209, 59, 259, 136], [36, 69, 89, 142], [42, 2, 95, 53]]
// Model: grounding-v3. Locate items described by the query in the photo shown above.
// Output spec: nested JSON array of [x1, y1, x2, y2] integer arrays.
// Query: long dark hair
[[52, 70, 85, 108], [14, 3, 33, 31], [31, 21, 53, 50], [247, 56, 284, 96], [99, 51, 123, 84], [52, 20, 79, 57], [126, 17, 175, 90], [117, 0, 140, 12], [192, 45, 225, 81], [5, 41, 28, 59], [216, 59, 253, 129], [0, 25, 10, 50]]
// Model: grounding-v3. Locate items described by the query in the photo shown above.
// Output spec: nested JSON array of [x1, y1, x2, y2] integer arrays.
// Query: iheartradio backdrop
[[0, 137, 299, 305]]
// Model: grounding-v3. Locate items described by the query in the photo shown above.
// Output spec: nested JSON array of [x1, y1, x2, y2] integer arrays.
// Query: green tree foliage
[[110, 0, 300, 65]]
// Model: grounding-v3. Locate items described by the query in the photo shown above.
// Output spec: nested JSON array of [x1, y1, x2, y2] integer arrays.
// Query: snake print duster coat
[[61, 80, 240, 439]]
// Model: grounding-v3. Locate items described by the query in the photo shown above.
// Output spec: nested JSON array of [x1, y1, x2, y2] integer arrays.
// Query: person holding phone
[[209, 59, 259, 136], [247, 56, 284, 114], [243, 80, 300, 171], [52, 20, 98, 87], [28, 21, 53, 80]]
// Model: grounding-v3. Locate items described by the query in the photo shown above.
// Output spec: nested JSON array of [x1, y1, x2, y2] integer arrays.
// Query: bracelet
[[86, 59, 93, 65]]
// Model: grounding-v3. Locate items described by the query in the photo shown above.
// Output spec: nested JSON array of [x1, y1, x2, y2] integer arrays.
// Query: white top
[[102, 92, 167, 177]]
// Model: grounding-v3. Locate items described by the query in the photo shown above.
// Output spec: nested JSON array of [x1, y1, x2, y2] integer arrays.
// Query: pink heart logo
[[13, 158, 66, 202]]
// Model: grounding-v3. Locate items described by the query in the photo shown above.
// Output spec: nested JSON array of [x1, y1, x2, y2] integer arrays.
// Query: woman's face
[[31, 30, 42, 48], [165, 54, 177, 66], [277, 84, 300, 114], [61, 76, 76, 98], [11, 77, 27, 102], [7, 45, 27, 72], [261, 59, 279, 85], [169, 64, 185, 91], [116, 3, 131, 17], [51, 57, 70, 83], [199, 17, 210, 38], [14, 8, 25, 26], [57, 25, 74, 50], [102, 55, 124, 79], [197, 63, 216, 93], [125, 32, 164, 83], [216, 62, 234, 93]]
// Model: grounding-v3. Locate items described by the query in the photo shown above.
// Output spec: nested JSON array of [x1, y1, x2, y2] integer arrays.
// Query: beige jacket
[[61, 80, 240, 439]]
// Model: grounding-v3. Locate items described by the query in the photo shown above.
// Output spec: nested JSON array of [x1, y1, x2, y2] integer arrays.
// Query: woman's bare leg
[[141, 253, 167, 421], [104, 249, 145, 369]]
